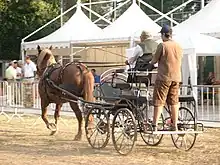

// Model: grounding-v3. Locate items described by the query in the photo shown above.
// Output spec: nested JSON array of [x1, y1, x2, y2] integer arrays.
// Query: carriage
[[47, 65, 204, 156], [36, 46, 204, 156], [82, 68, 204, 155]]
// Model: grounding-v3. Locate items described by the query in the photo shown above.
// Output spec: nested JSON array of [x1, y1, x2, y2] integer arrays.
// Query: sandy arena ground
[[0, 114, 220, 165]]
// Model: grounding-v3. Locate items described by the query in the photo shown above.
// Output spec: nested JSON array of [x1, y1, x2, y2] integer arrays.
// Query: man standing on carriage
[[150, 25, 183, 131]]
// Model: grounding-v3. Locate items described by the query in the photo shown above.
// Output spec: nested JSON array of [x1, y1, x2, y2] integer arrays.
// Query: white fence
[[0, 80, 220, 122]]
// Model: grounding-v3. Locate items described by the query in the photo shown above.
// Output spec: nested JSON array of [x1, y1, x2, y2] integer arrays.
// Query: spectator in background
[[23, 56, 38, 104], [23, 56, 37, 81], [12, 60, 22, 81], [91, 69, 100, 83], [5, 61, 17, 81], [205, 72, 216, 85], [5, 61, 17, 104]]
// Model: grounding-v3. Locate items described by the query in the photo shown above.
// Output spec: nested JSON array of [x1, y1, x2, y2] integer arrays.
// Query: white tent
[[173, 33, 220, 92], [23, 4, 103, 50], [173, 0, 220, 37], [173, 33, 220, 56], [84, 2, 161, 43]]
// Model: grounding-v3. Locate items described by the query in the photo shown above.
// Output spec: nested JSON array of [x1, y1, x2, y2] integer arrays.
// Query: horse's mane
[[37, 48, 56, 69]]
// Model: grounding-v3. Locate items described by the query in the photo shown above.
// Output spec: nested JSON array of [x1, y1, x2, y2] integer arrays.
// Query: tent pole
[[201, 0, 205, 8], [22, 4, 77, 42], [81, 4, 112, 24], [89, 0, 92, 20], [70, 44, 73, 62], [60, 0, 64, 26], [93, 0, 129, 24], [113, 0, 116, 21], [170, 14, 173, 27], [154, 0, 194, 23], [139, 0, 179, 25], [20, 40, 25, 63], [161, 0, 163, 26], [59, 0, 64, 64]]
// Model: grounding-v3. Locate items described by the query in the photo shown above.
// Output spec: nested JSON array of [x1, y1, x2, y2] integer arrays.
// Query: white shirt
[[23, 61, 37, 78], [5, 66, 17, 80], [128, 45, 143, 68], [16, 67, 22, 79]]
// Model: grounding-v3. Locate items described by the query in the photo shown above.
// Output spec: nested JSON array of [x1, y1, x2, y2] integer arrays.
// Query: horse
[[36, 45, 95, 140]]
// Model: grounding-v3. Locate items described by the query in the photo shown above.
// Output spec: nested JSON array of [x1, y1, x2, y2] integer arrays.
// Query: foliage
[[0, 0, 60, 60]]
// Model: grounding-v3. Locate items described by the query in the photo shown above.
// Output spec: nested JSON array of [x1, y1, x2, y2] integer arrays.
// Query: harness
[[41, 62, 89, 100], [41, 63, 62, 100], [60, 62, 89, 77]]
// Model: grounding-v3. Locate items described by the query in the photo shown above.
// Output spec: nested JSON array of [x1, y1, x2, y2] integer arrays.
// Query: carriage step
[[146, 130, 203, 135]]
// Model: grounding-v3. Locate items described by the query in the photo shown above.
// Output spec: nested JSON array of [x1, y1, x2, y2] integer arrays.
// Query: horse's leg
[[41, 100, 57, 132], [50, 104, 62, 135], [70, 102, 82, 141], [54, 104, 62, 125], [41, 101, 50, 129]]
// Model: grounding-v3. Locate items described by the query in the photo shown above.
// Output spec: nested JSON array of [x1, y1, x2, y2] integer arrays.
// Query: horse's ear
[[49, 45, 52, 50], [37, 45, 42, 54]]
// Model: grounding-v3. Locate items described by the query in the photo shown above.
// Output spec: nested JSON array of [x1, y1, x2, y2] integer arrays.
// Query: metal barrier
[[0, 80, 220, 123], [179, 85, 220, 122], [0, 80, 73, 125]]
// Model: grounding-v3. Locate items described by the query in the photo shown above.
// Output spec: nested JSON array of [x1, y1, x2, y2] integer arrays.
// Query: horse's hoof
[[73, 134, 82, 141], [50, 130, 57, 136], [48, 123, 57, 132]]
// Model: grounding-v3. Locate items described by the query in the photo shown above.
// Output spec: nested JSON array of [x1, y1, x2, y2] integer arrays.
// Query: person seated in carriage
[[125, 31, 158, 86]]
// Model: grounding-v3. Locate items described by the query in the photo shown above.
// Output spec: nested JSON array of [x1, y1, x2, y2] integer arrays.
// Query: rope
[[79, 61, 125, 64], [86, 64, 126, 68], [93, 47, 127, 58]]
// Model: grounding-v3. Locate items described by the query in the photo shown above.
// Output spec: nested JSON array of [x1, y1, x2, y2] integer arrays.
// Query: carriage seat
[[114, 83, 131, 90], [115, 69, 125, 73]]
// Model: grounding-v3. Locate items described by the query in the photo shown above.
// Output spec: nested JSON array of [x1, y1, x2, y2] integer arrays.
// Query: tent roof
[[23, 4, 103, 50], [82, 2, 161, 43], [157, 33, 220, 56], [173, 0, 220, 37]]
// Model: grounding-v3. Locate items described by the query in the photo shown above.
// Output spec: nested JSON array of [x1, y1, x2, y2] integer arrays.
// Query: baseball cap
[[12, 60, 18, 63], [159, 24, 172, 34]]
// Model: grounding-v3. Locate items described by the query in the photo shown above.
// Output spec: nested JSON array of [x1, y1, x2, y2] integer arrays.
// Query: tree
[[0, 0, 60, 60]]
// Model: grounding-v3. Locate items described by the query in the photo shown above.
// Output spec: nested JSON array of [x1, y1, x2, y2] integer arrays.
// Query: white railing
[[0, 80, 220, 122]]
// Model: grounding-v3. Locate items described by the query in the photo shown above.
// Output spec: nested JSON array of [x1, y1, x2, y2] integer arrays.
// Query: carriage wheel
[[139, 114, 164, 146], [112, 108, 137, 155], [170, 107, 197, 151], [85, 106, 110, 149]]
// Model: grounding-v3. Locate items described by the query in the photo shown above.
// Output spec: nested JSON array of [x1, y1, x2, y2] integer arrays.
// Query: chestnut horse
[[36, 45, 94, 140]]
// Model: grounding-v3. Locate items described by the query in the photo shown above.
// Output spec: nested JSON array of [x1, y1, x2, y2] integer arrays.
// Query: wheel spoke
[[85, 106, 110, 149], [171, 107, 197, 151]]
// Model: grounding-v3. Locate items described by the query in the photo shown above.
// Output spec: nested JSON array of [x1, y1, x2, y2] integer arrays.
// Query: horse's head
[[36, 45, 56, 77]]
